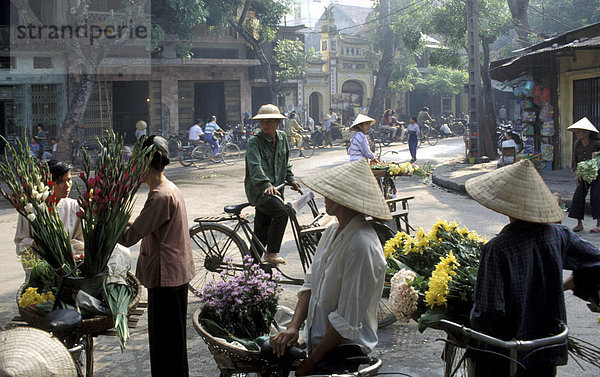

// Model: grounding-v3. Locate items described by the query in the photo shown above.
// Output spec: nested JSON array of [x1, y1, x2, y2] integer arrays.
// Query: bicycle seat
[[257, 337, 307, 364], [44, 309, 83, 335], [224, 202, 251, 215]]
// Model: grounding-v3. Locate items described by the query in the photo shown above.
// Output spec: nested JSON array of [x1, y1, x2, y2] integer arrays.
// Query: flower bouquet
[[384, 219, 485, 332], [576, 155, 600, 184], [194, 257, 282, 351], [0, 137, 75, 276], [371, 161, 430, 178]]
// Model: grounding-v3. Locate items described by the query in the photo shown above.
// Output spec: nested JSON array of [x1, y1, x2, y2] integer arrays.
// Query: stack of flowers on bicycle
[[0, 137, 76, 276], [195, 257, 282, 350], [384, 219, 485, 332], [370, 161, 426, 177]]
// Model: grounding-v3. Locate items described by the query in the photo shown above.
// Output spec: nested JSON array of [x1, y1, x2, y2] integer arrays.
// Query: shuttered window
[[573, 77, 600, 127]]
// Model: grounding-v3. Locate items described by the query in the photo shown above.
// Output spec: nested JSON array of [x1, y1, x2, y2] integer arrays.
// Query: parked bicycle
[[188, 183, 401, 328]]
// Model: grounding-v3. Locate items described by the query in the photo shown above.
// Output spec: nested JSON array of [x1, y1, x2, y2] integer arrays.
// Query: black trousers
[[313, 344, 366, 374], [568, 176, 600, 220], [147, 284, 189, 377], [254, 196, 289, 255]]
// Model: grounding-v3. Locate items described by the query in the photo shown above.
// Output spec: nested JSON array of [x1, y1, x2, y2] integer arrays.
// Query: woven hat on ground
[[252, 104, 286, 120], [465, 159, 563, 223], [0, 327, 78, 377], [135, 120, 147, 131], [567, 117, 598, 133], [350, 114, 376, 129], [302, 159, 392, 220]]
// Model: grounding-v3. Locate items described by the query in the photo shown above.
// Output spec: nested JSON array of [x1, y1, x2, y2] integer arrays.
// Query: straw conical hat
[[465, 159, 563, 223], [135, 120, 147, 130], [567, 117, 598, 133], [351, 114, 376, 129], [0, 327, 78, 377], [302, 159, 392, 220], [252, 104, 286, 120]]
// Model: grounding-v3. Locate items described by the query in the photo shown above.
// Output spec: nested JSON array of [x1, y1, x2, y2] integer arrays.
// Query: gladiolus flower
[[41, 191, 49, 201], [27, 213, 36, 222], [25, 203, 34, 213], [79, 172, 86, 180], [76, 210, 85, 219]]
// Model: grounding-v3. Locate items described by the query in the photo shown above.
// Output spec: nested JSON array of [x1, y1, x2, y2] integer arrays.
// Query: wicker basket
[[16, 271, 141, 336], [192, 308, 271, 375]]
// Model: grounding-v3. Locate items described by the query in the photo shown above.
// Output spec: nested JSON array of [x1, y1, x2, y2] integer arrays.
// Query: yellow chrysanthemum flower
[[425, 251, 460, 308], [415, 227, 429, 249]]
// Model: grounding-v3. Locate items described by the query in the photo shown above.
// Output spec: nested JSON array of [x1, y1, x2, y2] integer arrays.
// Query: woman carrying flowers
[[14, 159, 84, 276], [567, 117, 600, 233], [465, 159, 600, 376], [270, 159, 390, 376], [347, 114, 379, 163], [119, 135, 194, 377]]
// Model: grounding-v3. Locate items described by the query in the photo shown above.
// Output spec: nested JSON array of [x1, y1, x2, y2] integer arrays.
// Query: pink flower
[[76, 210, 85, 219]]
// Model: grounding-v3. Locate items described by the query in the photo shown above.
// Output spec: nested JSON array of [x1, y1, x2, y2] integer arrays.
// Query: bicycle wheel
[[188, 223, 250, 295], [427, 129, 439, 146], [442, 341, 469, 377], [312, 131, 325, 148], [300, 138, 315, 158], [221, 143, 241, 165], [191, 145, 211, 169], [179, 149, 193, 167]]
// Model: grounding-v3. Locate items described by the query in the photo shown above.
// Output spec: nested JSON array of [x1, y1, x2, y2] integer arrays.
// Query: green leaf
[[417, 307, 448, 333]]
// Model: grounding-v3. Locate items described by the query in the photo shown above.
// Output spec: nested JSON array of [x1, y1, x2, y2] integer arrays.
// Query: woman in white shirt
[[15, 160, 84, 274]]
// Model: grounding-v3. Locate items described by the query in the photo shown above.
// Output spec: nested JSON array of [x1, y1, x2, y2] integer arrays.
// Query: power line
[[526, 3, 575, 30]]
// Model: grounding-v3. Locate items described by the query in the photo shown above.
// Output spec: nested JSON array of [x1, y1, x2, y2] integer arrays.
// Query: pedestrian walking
[[244, 104, 300, 265], [406, 117, 420, 162], [465, 159, 600, 376], [567, 117, 600, 233], [119, 136, 194, 377], [34, 124, 48, 155], [135, 120, 148, 141], [347, 114, 378, 163]]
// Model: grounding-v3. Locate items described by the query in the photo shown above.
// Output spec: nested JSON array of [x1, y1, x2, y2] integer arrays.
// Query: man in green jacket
[[245, 104, 300, 264]]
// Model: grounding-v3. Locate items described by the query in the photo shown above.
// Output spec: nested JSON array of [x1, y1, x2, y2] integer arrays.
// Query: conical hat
[[351, 114, 376, 129], [465, 159, 563, 223], [0, 327, 78, 377], [302, 159, 392, 220], [252, 104, 286, 120], [567, 117, 598, 133]]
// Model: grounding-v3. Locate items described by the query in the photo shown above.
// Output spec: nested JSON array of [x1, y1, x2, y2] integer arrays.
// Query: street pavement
[[0, 136, 599, 376]]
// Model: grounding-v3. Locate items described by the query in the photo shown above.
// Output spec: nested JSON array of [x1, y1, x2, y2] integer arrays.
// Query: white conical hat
[[0, 327, 78, 377], [350, 114, 376, 129], [567, 117, 598, 133], [465, 159, 563, 223], [302, 159, 392, 220], [252, 104, 286, 120]]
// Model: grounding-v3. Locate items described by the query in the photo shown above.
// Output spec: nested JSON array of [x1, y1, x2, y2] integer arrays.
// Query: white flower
[[35, 192, 43, 201], [41, 191, 49, 201], [27, 213, 36, 222], [24, 203, 34, 213]]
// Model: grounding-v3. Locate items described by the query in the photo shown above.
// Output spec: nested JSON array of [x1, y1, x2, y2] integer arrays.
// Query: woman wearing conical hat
[[465, 159, 600, 376], [567, 117, 600, 233], [347, 114, 379, 163], [269, 159, 390, 376]]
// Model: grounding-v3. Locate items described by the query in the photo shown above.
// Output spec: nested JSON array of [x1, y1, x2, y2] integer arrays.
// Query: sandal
[[572, 225, 584, 232], [264, 253, 286, 264], [590, 227, 600, 234]]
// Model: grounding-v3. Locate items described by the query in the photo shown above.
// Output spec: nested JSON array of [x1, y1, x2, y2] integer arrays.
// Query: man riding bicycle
[[189, 119, 205, 145], [204, 116, 225, 159], [285, 112, 304, 149]]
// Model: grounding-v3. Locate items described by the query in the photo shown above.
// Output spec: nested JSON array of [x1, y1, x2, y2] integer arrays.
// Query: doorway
[[251, 86, 271, 117], [195, 82, 225, 127], [309, 92, 321, 122], [113, 81, 149, 144], [0, 101, 5, 155]]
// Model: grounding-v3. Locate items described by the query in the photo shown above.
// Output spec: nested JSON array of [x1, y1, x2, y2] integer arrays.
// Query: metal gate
[[573, 77, 600, 127]]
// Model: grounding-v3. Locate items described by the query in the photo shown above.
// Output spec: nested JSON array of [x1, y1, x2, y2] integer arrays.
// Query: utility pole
[[466, 0, 481, 162]]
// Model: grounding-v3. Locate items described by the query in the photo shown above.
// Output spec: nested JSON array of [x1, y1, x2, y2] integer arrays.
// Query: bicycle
[[436, 319, 569, 377], [288, 133, 316, 159], [191, 131, 242, 168], [188, 183, 400, 328]]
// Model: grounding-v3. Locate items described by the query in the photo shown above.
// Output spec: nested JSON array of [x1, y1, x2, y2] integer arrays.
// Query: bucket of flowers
[[192, 257, 288, 374], [2, 132, 149, 346]]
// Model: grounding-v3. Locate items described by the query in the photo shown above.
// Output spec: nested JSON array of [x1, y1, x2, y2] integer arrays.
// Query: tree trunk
[[55, 74, 95, 162], [507, 0, 531, 47], [228, 20, 277, 104], [480, 39, 497, 159], [368, 0, 395, 122]]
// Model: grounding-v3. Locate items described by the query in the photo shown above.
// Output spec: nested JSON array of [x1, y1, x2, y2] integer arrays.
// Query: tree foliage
[[529, 0, 600, 35], [273, 39, 318, 82], [413, 66, 468, 96]]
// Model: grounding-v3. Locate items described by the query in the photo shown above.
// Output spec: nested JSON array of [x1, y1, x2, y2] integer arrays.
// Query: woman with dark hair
[[15, 160, 84, 273], [381, 109, 400, 140], [406, 117, 420, 162], [119, 135, 194, 377]]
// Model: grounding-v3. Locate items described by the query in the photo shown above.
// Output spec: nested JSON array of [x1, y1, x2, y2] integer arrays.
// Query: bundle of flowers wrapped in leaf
[[196, 257, 282, 348], [576, 155, 600, 184], [77, 131, 151, 276], [0, 137, 75, 276], [371, 161, 423, 176], [385, 219, 485, 331]]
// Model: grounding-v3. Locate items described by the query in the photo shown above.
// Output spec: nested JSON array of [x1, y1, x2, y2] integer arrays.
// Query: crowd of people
[[10, 102, 600, 377]]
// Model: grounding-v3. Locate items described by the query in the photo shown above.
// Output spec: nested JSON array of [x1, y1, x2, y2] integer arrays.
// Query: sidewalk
[[432, 159, 578, 209]]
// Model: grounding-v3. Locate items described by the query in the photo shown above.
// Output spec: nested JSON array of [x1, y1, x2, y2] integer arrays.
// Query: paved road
[[1, 137, 598, 376]]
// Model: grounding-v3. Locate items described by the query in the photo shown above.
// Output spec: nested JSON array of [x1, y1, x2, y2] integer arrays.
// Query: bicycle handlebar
[[437, 320, 568, 352]]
